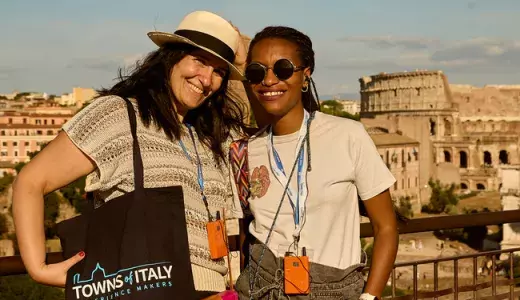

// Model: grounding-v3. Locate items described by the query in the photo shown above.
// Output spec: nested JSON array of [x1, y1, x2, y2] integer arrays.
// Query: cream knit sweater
[[62, 95, 242, 292]]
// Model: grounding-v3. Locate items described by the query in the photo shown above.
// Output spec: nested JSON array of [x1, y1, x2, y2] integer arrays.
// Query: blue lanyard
[[178, 124, 211, 218], [267, 110, 310, 237], [270, 140, 305, 226]]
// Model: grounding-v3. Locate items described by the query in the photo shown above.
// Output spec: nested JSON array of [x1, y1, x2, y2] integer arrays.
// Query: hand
[[30, 251, 85, 287], [228, 21, 247, 69]]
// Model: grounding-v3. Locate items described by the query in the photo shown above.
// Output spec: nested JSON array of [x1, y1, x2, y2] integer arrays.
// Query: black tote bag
[[56, 98, 201, 299]]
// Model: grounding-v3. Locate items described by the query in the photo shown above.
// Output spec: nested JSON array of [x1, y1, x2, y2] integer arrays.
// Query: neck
[[272, 104, 305, 136], [173, 103, 187, 123], [177, 112, 185, 123]]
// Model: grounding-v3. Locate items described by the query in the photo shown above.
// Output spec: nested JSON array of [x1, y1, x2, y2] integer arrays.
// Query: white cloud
[[338, 35, 440, 50], [330, 35, 520, 75]]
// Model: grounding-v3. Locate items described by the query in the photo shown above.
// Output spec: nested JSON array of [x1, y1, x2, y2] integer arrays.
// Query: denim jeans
[[236, 242, 365, 300]]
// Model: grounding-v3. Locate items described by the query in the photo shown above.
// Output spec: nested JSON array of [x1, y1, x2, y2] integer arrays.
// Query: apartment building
[[0, 111, 72, 164]]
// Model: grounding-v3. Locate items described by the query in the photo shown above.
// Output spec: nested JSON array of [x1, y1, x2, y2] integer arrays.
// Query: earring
[[301, 76, 310, 92]]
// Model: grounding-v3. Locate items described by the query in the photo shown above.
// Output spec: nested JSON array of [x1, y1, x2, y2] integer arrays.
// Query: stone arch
[[459, 151, 468, 168], [443, 150, 452, 163], [499, 150, 509, 164], [483, 151, 492, 165], [476, 183, 486, 190], [460, 182, 469, 190]]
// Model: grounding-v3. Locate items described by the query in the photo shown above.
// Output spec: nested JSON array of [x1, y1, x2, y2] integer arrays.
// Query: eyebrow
[[195, 52, 227, 69]]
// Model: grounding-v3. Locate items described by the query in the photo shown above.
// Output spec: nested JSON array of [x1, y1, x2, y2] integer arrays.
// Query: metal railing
[[377, 247, 520, 299], [2, 209, 520, 299]]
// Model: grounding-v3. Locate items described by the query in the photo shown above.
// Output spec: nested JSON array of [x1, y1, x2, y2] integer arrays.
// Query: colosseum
[[358, 70, 520, 210]]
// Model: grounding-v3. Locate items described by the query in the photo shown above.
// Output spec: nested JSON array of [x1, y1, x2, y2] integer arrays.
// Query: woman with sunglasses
[[232, 26, 399, 300]]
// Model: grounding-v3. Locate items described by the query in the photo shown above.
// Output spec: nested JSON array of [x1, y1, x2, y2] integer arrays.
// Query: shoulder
[[312, 111, 367, 138], [62, 95, 134, 144], [65, 95, 130, 126], [247, 126, 268, 150]]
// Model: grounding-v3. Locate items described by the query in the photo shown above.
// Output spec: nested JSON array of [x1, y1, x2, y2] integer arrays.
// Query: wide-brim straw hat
[[147, 11, 245, 81]]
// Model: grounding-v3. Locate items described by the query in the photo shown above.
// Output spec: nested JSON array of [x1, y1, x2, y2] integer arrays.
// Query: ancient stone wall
[[359, 70, 520, 203], [499, 165, 520, 250], [450, 85, 520, 117], [359, 70, 456, 114]]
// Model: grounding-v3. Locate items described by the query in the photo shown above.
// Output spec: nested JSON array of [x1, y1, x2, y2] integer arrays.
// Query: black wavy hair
[[97, 43, 247, 165]]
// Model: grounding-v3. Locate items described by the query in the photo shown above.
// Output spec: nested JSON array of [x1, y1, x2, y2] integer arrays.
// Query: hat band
[[175, 29, 235, 63]]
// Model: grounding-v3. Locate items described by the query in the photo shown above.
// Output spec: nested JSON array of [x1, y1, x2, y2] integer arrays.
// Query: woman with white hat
[[13, 10, 248, 298]]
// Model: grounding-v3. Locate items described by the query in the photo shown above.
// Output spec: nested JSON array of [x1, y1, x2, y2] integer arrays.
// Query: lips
[[187, 82, 203, 94], [257, 89, 286, 101]]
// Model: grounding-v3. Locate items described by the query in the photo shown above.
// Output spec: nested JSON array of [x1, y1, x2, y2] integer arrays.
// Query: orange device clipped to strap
[[206, 209, 229, 260], [283, 250, 310, 295]]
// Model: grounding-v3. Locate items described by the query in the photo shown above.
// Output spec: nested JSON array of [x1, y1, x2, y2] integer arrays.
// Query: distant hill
[[319, 92, 360, 101]]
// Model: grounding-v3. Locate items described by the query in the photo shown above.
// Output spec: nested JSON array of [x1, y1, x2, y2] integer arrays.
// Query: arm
[[362, 189, 398, 298], [12, 131, 96, 287]]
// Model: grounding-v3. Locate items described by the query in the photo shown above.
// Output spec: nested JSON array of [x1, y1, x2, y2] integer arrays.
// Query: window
[[459, 151, 468, 168], [483, 151, 492, 165]]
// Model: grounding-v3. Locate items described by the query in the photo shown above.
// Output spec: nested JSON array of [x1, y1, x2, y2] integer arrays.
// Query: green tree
[[396, 196, 414, 218], [320, 100, 361, 121], [0, 173, 14, 194], [60, 177, 86, 213], [321, 100, 343, 115], [43, 192, 61, 239], [0, 275, 64, 300], [422, 179, 459, 214], [0, 213, 8, 236]]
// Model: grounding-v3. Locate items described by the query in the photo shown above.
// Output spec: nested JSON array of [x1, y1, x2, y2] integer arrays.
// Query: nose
[[262, 68, 279, 86], [199, 66, 214, 88]]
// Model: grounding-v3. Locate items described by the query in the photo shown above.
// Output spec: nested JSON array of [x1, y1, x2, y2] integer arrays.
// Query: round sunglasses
[[245, 59, 304, 84]]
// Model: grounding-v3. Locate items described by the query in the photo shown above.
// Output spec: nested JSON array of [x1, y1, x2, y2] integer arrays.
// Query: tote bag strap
[[123, 97, 145, 194], [120, 98, 149, 259]]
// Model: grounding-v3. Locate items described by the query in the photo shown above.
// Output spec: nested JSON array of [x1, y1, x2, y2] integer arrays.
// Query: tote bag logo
[[71, 262, 174, 299]]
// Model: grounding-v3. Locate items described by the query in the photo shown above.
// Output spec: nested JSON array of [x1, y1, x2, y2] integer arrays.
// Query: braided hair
[[247, 26, 321, 113]]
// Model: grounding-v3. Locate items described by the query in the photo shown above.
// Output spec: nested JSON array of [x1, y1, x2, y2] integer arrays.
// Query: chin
[[260, 104, 289, 118]]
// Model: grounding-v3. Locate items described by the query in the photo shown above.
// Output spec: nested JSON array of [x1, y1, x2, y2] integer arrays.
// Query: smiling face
[[170, 49, 229, 117], [248, 38, 311, 118]]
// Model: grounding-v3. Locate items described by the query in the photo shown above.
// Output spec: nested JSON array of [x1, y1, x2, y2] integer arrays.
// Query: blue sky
[[1, 0, 519, 99]]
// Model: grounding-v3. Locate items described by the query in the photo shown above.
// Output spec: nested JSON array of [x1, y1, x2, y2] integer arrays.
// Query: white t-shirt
[[231, 112, 396, 270]]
